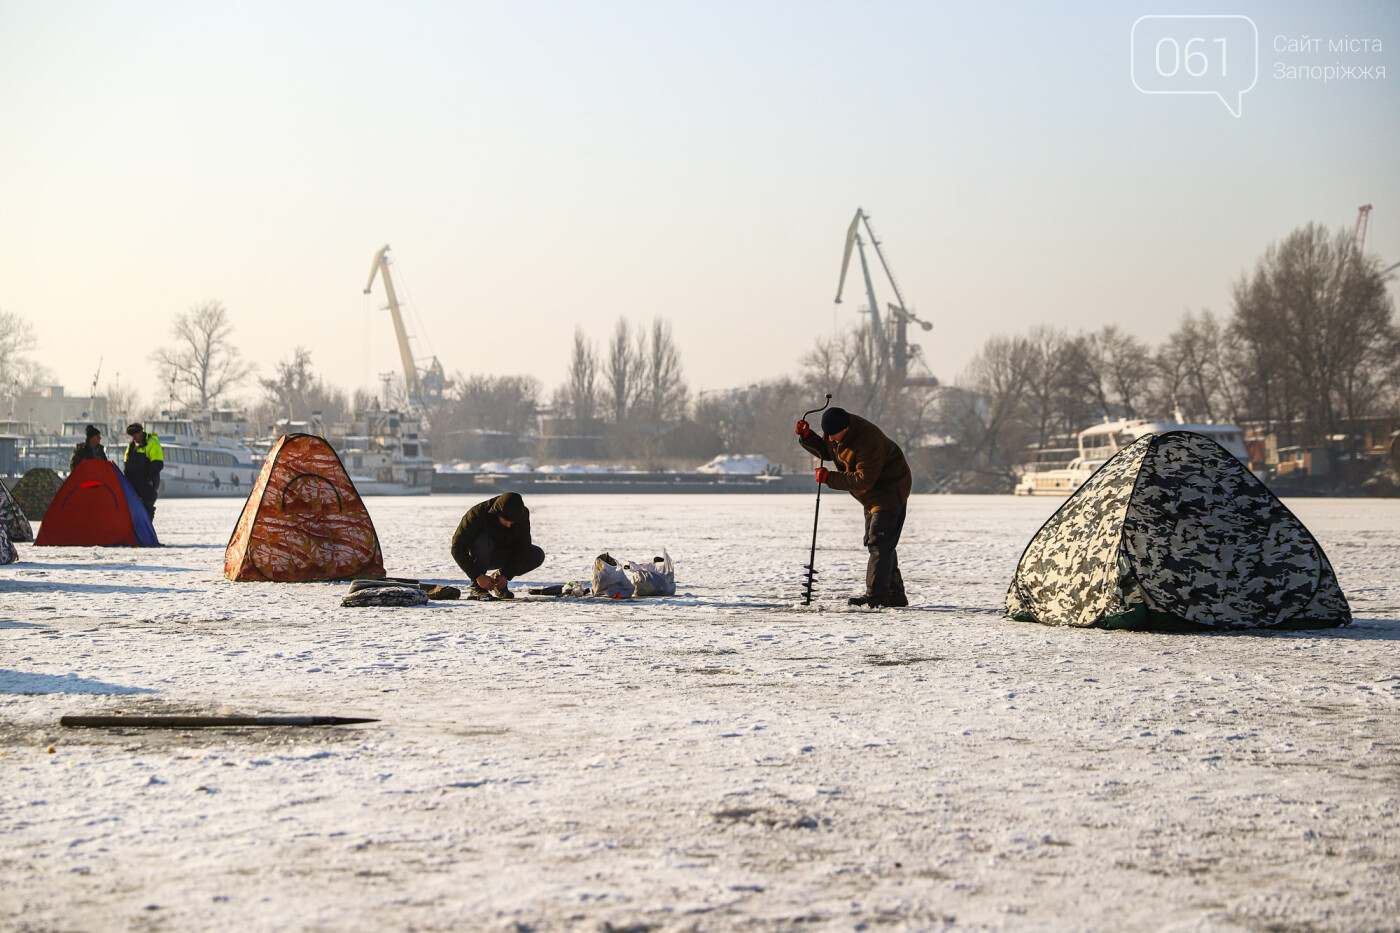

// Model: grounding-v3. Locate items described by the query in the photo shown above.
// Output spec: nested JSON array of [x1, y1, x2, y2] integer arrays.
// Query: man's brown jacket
[[798, 414, 911, 511]]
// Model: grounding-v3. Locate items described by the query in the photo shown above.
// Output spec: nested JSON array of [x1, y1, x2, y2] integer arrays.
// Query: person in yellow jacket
[[123, 423, 164, 520]]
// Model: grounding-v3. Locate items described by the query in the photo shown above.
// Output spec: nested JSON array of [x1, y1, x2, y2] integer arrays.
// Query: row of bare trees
[[491, 317, 696, 462], [1232, 224, 1398, 439], [553, 318, 690, 427], [542, 311, 949, 470], [681, 325, 943, 475], [946, 223, 1399, 483]]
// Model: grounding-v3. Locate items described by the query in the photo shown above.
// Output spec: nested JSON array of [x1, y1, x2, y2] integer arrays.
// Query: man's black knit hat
[[821, 407, 851, 435]]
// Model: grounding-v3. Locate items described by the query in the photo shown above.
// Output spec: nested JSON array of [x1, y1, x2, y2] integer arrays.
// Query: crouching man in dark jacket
[[796, 406, 912, 608], [450, 493, 545, 599]]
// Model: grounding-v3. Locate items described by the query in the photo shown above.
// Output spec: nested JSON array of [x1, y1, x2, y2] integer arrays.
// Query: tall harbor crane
[[364, 244, 444, 412], [1353, 204, 1373, 252], [834, 208, 933, 384], [1349, 204, 1398, 277]]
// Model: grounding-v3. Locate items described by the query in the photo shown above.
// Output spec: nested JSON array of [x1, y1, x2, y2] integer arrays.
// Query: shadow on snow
[[0, 580, 204, 596], [0, 670, 156, 695]]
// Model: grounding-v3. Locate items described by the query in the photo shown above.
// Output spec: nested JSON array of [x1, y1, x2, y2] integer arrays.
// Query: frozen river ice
[[2, 493, 1398, 931]]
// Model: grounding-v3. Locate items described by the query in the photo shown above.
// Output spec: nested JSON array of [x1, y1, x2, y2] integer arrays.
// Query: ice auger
[[801, 394, 832, 605]]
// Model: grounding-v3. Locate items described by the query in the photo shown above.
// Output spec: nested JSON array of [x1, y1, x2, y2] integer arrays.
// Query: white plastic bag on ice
[[623, 549, 674, 597], [592, 550, 675, 598], [592, 552, 634, 598]]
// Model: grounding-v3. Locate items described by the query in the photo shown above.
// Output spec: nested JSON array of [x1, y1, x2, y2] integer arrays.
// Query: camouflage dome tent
[[1006, 432, 1351, 630], [0, 519, 16, 564], [8, 468, 62, 521], [0, 478, 33, 542]]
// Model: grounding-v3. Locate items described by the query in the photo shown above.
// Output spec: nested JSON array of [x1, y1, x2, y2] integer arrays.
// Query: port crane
[[1353, 204, 1373, 252], [1350, 204, 1399, 277], [834, 208, 933, 385], [363, 244, 445, 412]]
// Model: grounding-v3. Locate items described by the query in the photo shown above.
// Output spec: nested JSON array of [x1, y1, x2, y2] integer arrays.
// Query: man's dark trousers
[[130, 481, 156, 520], [469, 533, 544, 581], [863, 505, 906, 600]]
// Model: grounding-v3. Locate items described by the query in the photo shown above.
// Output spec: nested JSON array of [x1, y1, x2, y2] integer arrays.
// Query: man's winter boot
[[469, 583, 491, 600], [848, 593, 885, 608], [493, 582, 515, 599], [886, 591, 909, 608]]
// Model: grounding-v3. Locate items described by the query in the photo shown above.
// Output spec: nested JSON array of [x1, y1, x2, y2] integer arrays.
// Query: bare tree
[[151, 301, 251, 409], [1022, 326, 1076, 446], [1231, 224, 1399, 443], [796, 321, 946, 469], [0, 310, 35, 387], [257, 348, 346, 420], [692, 379, 811, 468], [880, 383, 943, 453], [0, 309, 49, 396], [260, 347, 315, 419], [1151, 311, 1230, 420], [428, 372, 542, 462], [560, 327, 599, 425], [454, 374, 541, 435], [1332, 245, 1398, 424], [801, 324, 887, 420], [636, 318, 688, 424], [605, 318, 640, 423], [1072, 325, 1153, 419], [1229, 289, 1298, 435], [941, 333, 1038, 477], [801, 331, 857, 400], [844, 326, 887, 417]]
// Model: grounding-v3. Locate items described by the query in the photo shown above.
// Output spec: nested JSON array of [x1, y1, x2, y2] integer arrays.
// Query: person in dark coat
[[796, 406, 912, 608], [69, 425, 108, 470], [122, 423, 164, 521], [450, 492, 544, 599]]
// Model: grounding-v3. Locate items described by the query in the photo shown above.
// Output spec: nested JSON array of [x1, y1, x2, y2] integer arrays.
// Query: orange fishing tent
[[224, 433, 385, 581]]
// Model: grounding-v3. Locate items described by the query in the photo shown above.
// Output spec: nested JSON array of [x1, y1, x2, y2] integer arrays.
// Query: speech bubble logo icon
[[1131, 15, 1258, 117]]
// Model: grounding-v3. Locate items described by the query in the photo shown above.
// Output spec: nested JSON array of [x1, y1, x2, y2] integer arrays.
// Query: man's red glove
[[815, 466, 829, 484], [795, 420, 811, 438]]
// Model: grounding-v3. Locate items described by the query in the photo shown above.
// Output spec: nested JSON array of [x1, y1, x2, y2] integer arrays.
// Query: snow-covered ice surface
[[2, 494, 1398, 932]]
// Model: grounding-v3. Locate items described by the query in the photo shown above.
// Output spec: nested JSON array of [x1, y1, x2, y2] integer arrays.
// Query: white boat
[[144, 411, 263, 498], [44, 421, 119, 472], [328, 408, 434, 496], [1014, 418, 1251, 496]]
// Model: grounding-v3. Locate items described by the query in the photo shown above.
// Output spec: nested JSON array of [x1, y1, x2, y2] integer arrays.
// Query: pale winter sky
[[1, 0, 1397, 410]]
